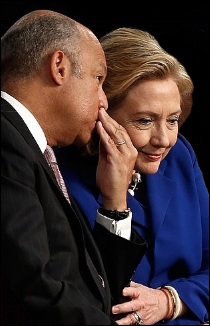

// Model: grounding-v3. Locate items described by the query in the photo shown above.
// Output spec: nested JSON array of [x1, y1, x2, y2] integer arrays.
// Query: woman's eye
[[135, 118, 153, 130], [139, 118, 152, 125], [168, 117, 179, 125]]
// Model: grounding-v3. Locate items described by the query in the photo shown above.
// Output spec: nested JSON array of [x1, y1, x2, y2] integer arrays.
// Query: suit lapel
[[1, 98, 62, 192]]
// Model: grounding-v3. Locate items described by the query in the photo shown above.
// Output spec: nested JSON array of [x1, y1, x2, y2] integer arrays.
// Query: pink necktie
[[44, 145, 70, 203]]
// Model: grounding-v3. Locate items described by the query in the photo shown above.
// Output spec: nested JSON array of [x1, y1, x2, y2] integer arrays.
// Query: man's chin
[[73, 137, 91, 148], [73, 128, 98, 147]]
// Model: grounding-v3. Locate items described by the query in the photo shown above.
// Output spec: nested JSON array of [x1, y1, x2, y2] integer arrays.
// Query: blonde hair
[[101, 27, 193, 126]]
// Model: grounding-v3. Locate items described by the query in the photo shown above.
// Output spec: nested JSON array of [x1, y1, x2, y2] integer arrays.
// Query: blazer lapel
[[145, 161, 176, 239], [1, 98, 62, 191]]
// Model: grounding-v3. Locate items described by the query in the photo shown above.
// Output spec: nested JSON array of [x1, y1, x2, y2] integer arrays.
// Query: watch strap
[[98, 207, 131, 221]]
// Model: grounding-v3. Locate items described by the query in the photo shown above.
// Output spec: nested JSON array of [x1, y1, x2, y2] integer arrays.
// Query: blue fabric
[[56, 134, 209, 325]]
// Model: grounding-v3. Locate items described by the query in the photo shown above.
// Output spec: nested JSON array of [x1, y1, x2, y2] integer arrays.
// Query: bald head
[[1, 10, 101, 84]]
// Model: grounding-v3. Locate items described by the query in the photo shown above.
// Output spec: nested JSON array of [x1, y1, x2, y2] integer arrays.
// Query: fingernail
[[123, 288, 128, 295], [112, 306, 119, 314], [100, 107, 107, 114]]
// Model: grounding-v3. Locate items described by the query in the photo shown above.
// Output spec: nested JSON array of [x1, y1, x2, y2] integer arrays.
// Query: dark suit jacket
[[56, 134, 209, 325], [1, 98, 147, 325]]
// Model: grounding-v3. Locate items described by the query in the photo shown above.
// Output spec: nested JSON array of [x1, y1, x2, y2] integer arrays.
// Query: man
[[1, 10, 147, 324]]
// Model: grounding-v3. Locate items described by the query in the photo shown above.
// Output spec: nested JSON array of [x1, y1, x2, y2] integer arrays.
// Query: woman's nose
[[150, 127, 171, 148]]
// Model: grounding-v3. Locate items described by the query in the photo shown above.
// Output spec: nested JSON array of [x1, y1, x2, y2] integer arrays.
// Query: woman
[[56, 28, 209, 325]]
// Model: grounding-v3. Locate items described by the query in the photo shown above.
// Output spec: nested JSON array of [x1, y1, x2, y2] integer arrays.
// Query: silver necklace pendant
[[128, 171, 142, 196]]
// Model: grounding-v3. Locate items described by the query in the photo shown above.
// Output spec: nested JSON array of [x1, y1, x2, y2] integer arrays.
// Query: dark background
[[1, 1, 209, 190]]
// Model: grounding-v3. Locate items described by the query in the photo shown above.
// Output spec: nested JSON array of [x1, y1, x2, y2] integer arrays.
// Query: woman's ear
[[50, 51, 68, 85]]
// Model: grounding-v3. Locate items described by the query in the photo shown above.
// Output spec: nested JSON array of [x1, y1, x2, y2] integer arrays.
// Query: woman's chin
[[135, 162, 160, 174]]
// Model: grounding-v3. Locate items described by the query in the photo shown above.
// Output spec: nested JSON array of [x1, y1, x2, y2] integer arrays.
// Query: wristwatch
[[98, 207, 131, 221]]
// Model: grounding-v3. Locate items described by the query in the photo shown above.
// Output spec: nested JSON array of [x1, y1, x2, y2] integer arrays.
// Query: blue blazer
[[56, 134, 209, 325]]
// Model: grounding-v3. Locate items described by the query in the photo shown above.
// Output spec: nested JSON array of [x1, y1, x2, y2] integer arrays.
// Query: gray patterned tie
[[44, 145, 70, 204]]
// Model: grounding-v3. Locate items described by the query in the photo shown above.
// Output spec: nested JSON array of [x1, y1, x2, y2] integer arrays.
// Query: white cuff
[[96, 209, 132, 240]]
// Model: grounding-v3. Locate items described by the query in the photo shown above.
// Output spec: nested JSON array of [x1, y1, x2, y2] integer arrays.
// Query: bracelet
[[163, 286, 181, 320], [160, 288, 174, 319], [157, 286, 181, 321]]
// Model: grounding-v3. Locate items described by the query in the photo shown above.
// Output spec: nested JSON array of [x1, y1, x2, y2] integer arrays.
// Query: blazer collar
[[144, 160, 176, 237]]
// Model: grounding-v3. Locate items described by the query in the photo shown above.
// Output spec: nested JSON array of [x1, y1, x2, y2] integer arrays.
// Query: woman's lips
[[141, 151, 163, 162]]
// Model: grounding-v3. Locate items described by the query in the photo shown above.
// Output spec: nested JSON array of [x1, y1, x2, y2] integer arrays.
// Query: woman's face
[[108, 78, 181, 174]]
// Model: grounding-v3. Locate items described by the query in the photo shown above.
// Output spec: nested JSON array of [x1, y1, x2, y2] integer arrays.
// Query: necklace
[[128, 171, 142, 196]]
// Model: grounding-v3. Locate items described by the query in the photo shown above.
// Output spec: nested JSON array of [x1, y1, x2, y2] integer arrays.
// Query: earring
[[128, 171, 141, 196]]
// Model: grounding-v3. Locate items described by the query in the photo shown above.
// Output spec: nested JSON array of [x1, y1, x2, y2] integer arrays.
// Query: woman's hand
[[96, 107, 137, 211], [112, 281, 169, 325]]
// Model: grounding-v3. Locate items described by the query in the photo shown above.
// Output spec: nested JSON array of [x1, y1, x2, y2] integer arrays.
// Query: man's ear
[[50, 51, 68, 85]]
